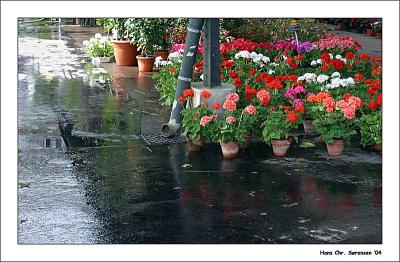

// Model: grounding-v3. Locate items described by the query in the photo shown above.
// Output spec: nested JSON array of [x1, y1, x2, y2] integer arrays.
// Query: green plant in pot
[[97, 18, 138, 66], [356, 107, 382, 151], [178, 89, 215, 152], [262, 106, 303, 157], [126, 18, 169, 72]]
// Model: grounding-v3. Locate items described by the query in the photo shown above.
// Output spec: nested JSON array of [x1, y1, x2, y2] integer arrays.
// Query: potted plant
[[310, 93, 363, 156], [154, 19, 174, 61], [179, 89, 215, 151], [356, 108, 382, 152], [261, 106, 303, 157], [210, 93, 247, 159], [126, 18, 169, 72], [372, 21, 382, 39], [82, 33, 114, 65], [97, 18, 138, 66]]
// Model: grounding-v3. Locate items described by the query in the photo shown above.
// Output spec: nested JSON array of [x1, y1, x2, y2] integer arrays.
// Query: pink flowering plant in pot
[[179, 89, 215, 151]]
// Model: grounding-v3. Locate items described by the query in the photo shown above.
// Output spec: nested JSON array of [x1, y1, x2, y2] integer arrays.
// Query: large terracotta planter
[[271, 139, 291, 157], [220, 142, 239, 159], [112, 40, 138, 66], [373, 143, 382, 152], [303, 119, 317, 135], [326, 139, 344, 156], [136, 56, 155, 72], [366, 29, 373, 36], [187, 137, 204, 152], [154, 50, 169, 61]]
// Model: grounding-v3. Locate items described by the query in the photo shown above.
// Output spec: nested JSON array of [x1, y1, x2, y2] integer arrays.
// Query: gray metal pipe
[[161, 18, 204, 138]]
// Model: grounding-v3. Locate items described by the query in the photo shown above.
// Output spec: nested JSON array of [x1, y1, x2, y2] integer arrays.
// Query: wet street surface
[[18, 20, 382, 244]]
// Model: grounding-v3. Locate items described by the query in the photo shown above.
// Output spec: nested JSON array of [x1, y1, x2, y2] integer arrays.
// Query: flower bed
[[153, 33, 381, 156]]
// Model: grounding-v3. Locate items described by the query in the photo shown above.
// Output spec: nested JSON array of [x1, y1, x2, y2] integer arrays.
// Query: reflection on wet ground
[[17, 19, 382, 244]]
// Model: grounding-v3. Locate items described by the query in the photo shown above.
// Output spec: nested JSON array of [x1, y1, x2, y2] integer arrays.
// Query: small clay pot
[[366, 29, 373, 36], [187, 137, 204, 152], [220, 142, 239, 159], [154, 50, 169, 61], [271, 139, 291, 157], [373, 143, 382, 152], [326, 139, 344, 156], [136, 56, 155, 72], [375, 32, 382, 39], [303, 119, 317, 135], [112, 40, 137, 66]]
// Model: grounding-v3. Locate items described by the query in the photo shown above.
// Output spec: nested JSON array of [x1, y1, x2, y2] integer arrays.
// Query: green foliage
[[211, 111, 251, 144], [96, 18, 128, 40], [125, 18, 170, 56], [84, 36, 114, 57], [223, 18, 327, 42], [313, 110, 357, 144], [355, 109, 382, 146], [181, 105, 214, 141], [261, 109, 302, 143]]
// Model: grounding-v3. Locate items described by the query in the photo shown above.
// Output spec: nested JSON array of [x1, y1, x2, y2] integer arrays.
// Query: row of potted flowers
[[180, 87, 381, 159]]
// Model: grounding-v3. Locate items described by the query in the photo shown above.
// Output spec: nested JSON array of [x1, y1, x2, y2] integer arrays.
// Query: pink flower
[[200, 115, 215, 127], [322, 97, 336, 110], [256, 89, 270, 102], [226, 116, 236, 124], [243, 105, 256, 115], [223, 99, 237, 111], [226, 92, 240, 102], [343, 107, 356, 119]]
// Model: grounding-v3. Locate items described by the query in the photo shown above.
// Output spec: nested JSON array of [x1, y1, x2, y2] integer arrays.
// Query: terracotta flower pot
[[111, 40, 138, 66], [373, 143, 382, 152], [220, 142, 239, 159], [154, 50, 169, 61], [375, 32, 382, 39], [366, 29, 373, 36], [136, 56, 155, 72], [187, 137, 204, 152], [303, 119, 317, 135], [326, 139, 344, 156], [271, 139, 291, 157]]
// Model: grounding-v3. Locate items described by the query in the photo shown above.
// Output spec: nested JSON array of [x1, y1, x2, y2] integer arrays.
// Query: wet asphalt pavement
[[17, 20, 382, 244]]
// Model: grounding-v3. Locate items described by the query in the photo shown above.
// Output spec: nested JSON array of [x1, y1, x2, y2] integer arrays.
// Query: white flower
[[335, 54, 342, 60], [155, 56, 163, 62], [303, 73, 317, 83], [82, 40, 89, 47], [329, 53, 333, 60], [89, 38, 96, 44], [331, 72, 341, 78], [250, 52, 258, 59], [341, 58, 347, 64], [269, 62, 278, 67], [95, 33, 102, 39], [311, 60, 317, 66], [200, 74, 204, 80], [167, 61, 173, 65], [343, 77, 355, 86], [238, 50, 251, 59], [178, 48, 185, 54], [262, 56, 270, 63], [99, 38, 107, 44], [297, 76, 305, 81], [316, 59, 322, 64], [324, 83, 332, 90], [268, 70, 275, 75], [330, 78, 341, 88], [234, 53, 241, 59], [317, 74, 329, 83], [282, 55, 287, 60]]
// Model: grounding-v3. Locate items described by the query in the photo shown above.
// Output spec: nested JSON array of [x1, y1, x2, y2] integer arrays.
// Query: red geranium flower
[[177, 96, 186, 102], [229, 71, 239, 78], [211, 103, 220, 110], [345, 52, 355, 60], [322, 65, 329, 71], [368, 102, 378, 110], [249, 68, 257, 75], [200, 90, 211, 99], [283, 105, 291, 111], [294, 104, 305, 113], [183, 89, 194, 97], [286, 110, 299, 122], [234, 78, 243, 87], [376, 92, 382, 106], [169, 68, 177, 73], [359, 53, 370, 60]]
